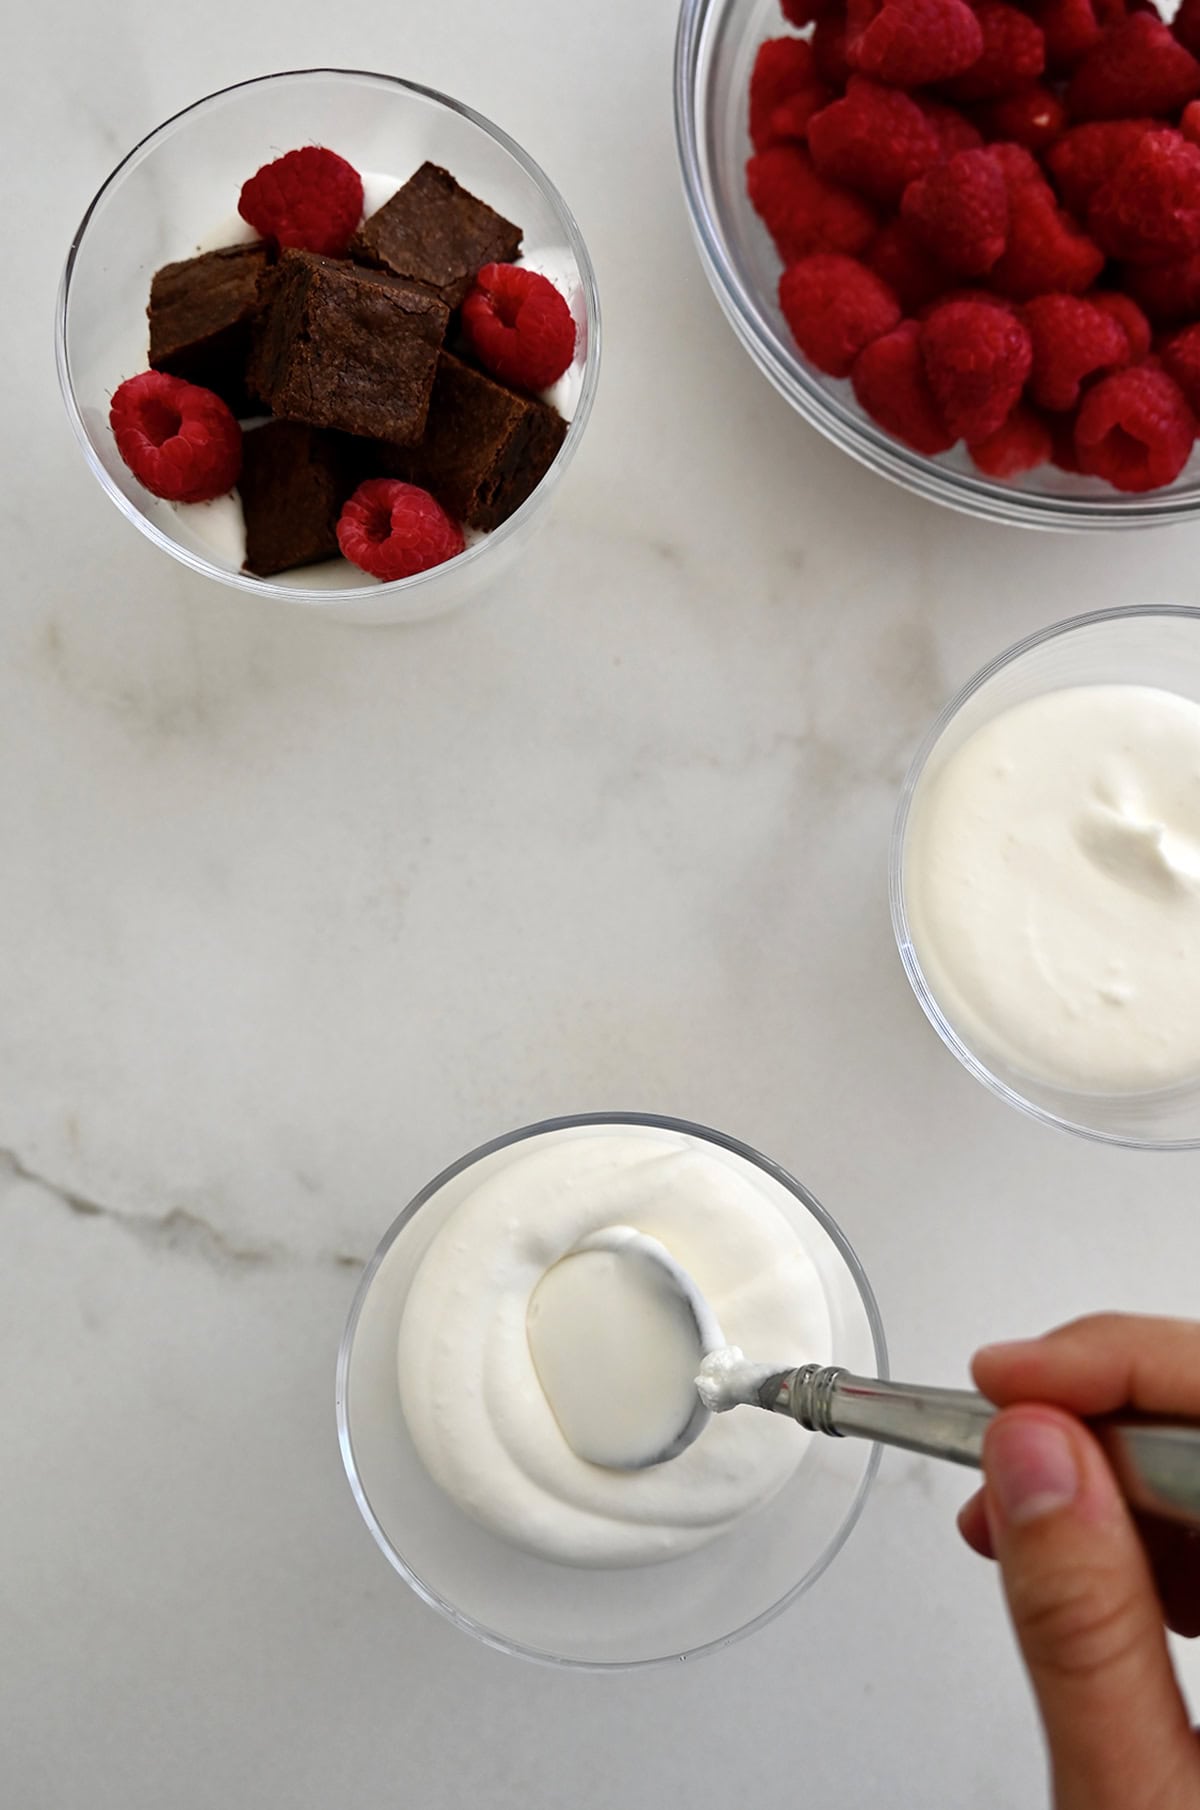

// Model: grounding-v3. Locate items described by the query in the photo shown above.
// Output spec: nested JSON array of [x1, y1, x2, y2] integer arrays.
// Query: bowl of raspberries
[[676, 0, 1200, 524], [57, 70, 600, 623]]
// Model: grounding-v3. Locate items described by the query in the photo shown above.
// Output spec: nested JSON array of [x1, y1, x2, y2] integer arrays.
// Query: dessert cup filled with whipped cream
[[337, 1114, 884, 1667], [893, 606, 1200, 1147]]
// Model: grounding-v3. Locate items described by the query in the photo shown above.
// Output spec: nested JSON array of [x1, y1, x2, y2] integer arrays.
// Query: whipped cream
[[396, 1127, 831, 1568], [696, 1346, 781, 1414], [904, 683, 1200, 1093]]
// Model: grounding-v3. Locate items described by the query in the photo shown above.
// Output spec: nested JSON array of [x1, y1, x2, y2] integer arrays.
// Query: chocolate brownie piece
[[251, 249, 449, 444], [148, 241, 271, 415], [351, 162, 522, 310], [238, 419, 362, 576], [380, 351, 567, 531]]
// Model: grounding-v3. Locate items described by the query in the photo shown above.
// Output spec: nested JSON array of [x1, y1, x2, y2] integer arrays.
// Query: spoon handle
[[767, 1365, 1200, 1529]]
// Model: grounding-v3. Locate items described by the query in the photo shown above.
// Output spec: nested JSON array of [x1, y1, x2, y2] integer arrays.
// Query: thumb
[[983, 1406, 1200, 1810]]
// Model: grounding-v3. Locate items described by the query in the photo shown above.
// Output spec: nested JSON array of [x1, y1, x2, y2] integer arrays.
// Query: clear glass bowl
[[673, 0, 1200, 530], [891, 606, 1200, 1147], [336, 1112, 885, 1668], [56, 69, 600, 625]]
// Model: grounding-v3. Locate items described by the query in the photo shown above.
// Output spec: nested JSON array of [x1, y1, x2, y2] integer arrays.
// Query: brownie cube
[[381, 351, 568, 531], [351, 162, 522, 309], [251, 250, 449, 444], [238, 420, 362, 577], [148, 241, 271, 415]]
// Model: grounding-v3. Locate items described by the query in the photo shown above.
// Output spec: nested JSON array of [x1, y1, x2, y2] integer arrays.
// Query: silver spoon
[[577, 1227, 1200, 1528]]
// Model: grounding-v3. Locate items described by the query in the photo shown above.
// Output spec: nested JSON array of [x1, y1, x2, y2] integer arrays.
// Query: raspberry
[[968, 402, 1054, 475], [868, 217, 950, 309], [919, 99, 984, 157], [902, 148, 1009, 276], [990, 141, 1045, 190], [779, 253, 902, 374], [977, 85, 1067, 152], [807, 79, 943, 206], [920, 297, 1033, 440], [1158, 322, 1200, 411], [1183, 99, 1200, 145], [237, 146, 363, 257], [1075, 363, 1196, 488], [750, 39, 829, 152], [109, 370, 241, 504], [1090, 289, 1152, 358], [847, 0, 984, 86], [989, 157, 1104, 297], [1037, 0, 1101, 74], [746, 145, 878, 261], [336, 479, 464, 581], [1022, 293, 1130, 408], [1176, 0, 1200, 60], [944, 1, 1046, 102], [782, 0, 839, 23], [461, 264, 577, 391], [814, 13, 855, 87], [1087, 129, 1200, 261], [1045, 119, 1156, 214], [1067, 14, 1200, 121], [1122, 250, 1200, 322], [852, 319, 956, 452]]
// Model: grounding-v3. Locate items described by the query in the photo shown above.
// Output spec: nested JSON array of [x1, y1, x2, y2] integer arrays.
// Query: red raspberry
[[990, 141, 1045, 190], [1037, 0, 1101, 74], [750, 39, 830, 151], [902, 148, 1009, 276], [1067, 14, 1200, 121], [807, 79, 943, 206], [109, 370, 241, 504], [944, 1, 1046, 102], [237, 146, 363, 257], [977, 86, 1067, 152], [1075, 363, 1196, 488], [1183, 99, 1200, 145], [782, 0, 840, 23], [1087, 129, 1200, 261], [336, 479, 464, 581], [461, 264, 577, 391], [1090, 290, 1152, 358], [919, 99, 984, 157], [1045, 119, 1157, 214], [852, 319, 956, 453], [868, 217, 950, 309], [989, 157, 1104, 297], [814, 13, 855, 86], [1122, 250, 1200, 322], [746, 145, 878, 261], [1175, 0, 1200, 60], [1022, 293, 1130, 408], [968, 402, 1054, 475], [1158, 322, 1200, 411], [847, 0, 984, 86], [920, 297, 1033, 440], [779, 253, 902, 374]]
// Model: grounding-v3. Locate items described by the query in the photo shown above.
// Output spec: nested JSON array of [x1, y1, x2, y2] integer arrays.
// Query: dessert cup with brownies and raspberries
[[676, 0, 1200, 525], [57, 71, 599, 623]]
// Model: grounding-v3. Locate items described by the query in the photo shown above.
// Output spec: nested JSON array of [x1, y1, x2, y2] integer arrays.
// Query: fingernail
[[974, 1338, 1039, 1363], [985, 1416, 1079, 1527]]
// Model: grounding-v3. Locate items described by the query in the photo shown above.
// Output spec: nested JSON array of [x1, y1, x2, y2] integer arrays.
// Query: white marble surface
[[6, 0, 1200, 1803]]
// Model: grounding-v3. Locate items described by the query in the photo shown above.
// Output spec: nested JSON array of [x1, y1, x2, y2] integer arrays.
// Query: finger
[[957, 1488, 995, 1559], [973, 1315, 1200, 1419], [983, 1405, 1200, 1810]]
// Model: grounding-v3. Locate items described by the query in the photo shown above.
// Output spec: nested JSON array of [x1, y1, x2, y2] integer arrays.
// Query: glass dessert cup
[[674, 0, 1200, 530], [56, 69, 600, 626], [336, 1112, 885, 1668], [891, 606, 1200, 1147]]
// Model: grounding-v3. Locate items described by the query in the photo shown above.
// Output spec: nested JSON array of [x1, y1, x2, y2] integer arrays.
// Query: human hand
[[958, 1314, 1200, 1810]]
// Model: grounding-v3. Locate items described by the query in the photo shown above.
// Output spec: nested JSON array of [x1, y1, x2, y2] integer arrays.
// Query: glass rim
[[336, 1109, 888, 1670], [889, 604, 1200, 1149], [672, 0, 1200, 532], [55, 66, 602, 611]]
